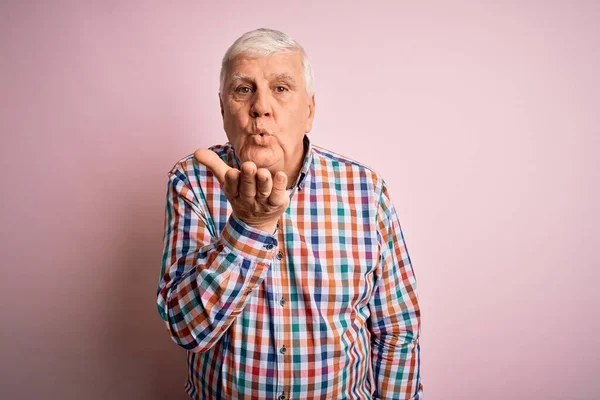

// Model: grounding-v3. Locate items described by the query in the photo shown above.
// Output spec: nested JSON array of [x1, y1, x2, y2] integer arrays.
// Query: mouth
[[250, 129, 271, 137]]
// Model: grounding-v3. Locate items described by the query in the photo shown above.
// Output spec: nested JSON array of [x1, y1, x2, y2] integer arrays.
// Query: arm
[[156, 163, 278, 353], [369, 179, 423, 399]]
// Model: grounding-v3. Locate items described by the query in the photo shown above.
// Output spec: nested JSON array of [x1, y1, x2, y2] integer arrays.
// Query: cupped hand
[[194, 149, 289, 233]]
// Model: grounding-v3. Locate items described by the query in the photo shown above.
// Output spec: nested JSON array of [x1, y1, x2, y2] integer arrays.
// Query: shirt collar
[[230, 134, 313, 191], [292, 134, 312, 191]]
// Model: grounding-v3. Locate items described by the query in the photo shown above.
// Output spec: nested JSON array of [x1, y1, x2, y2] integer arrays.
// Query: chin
[[241, 147, 279, 169]]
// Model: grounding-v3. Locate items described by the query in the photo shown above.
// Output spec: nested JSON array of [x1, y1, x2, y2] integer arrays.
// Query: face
[[220, 51, 315, 178]]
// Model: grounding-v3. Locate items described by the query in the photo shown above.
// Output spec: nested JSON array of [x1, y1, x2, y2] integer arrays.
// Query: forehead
[[226, 52, 304, 82]]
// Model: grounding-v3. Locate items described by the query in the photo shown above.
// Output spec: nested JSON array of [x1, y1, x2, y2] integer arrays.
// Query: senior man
[[157, 28, 422, 399]]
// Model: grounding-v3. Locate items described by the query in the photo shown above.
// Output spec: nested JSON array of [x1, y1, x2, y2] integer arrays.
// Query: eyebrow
[[272, 73, 295, 82], [231, 73, 249, 81], [227, 72, 298, 92], [230, 73, 296, 83], [229, 73, 251, 86]]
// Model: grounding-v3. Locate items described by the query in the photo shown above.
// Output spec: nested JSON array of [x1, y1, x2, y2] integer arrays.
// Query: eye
[[275, 86, 289, 92], [235, 86, 252, 94]]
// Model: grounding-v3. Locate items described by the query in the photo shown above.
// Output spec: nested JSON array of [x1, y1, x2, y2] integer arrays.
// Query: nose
[[250, 88, 272, 118]]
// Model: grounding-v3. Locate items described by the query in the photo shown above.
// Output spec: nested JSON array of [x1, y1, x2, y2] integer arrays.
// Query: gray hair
[[219, 28, 314, 95]]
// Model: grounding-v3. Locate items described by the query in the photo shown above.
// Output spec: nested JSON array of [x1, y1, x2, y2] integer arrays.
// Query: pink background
[[1, 1, 598, 399]]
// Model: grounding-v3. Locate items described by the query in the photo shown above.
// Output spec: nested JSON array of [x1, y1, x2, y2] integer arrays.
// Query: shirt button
[[279, 297, 286, 307], [279, 395, 286, 400], [276, 251, 283, 260], [265, 243, 274, 250], [280, 345, 286, 354]]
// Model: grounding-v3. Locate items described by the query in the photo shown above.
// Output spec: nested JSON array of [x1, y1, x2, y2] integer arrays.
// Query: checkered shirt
[[157, 135, 422, 399]]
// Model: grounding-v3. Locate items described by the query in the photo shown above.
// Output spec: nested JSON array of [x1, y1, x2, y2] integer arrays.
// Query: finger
[[239, 161, 257, 199], [194, 149, 231, 185], [268, 171, 288, 207], [223, 168, 240, 198], [255, 168, 272, 201]]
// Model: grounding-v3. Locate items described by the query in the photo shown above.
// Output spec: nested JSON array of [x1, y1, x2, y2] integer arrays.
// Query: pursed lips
[[250, 128, 272, 137]]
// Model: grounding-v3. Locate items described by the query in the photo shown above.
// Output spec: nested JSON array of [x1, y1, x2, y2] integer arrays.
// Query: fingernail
[[277, 174, 285, 182]]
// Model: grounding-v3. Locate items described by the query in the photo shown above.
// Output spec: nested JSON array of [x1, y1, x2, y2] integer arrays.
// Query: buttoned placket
[[268, 219, 286, 398], [273, 186, 300, 399], [278, 186, 305, 400]]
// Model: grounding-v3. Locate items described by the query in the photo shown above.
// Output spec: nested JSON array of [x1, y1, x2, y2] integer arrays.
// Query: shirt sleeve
[[156, 162, 279, 353], [369, 178, 423, 399]]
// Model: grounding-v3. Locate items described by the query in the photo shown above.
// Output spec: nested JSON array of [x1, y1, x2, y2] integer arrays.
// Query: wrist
[[249, 221, 278, 234]]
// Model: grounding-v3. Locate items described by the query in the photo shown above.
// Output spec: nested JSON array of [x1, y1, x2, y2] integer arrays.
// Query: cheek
[[289, 102, 309, 125], [222, 107, 247, 143], [224, 104, 247, 125]]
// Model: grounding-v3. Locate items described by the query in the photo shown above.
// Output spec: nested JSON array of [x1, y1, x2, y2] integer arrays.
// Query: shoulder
[[311, 144, 386, 193], [169, 143, 235, 176], [164, 143, 236, 207]]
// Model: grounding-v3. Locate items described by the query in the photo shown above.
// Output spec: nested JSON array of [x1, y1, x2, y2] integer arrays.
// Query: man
[[157, 28, 422, 399]]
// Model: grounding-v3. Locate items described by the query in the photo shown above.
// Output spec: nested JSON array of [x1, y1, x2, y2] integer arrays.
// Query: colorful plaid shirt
[[157, 135, 422, 399]]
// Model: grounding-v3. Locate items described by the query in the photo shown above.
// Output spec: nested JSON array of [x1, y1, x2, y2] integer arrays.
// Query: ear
[[219, 93, 224, 119], [305, 93, 316, 133]]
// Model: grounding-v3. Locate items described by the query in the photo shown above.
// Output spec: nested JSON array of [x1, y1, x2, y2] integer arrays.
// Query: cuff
[[220, 214, 279, 263]]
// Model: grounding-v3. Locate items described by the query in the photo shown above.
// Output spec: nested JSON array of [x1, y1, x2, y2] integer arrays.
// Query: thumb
[[194, 149, 231, 185]]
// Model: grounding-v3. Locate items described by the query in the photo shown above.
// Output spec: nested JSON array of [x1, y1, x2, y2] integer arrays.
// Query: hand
[[194, 149, 289, 233]]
